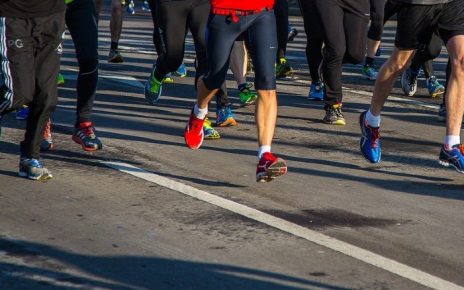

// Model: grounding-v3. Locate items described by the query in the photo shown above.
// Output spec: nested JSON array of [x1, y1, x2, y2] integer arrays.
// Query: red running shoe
[[72, 121, 103, 152], [184, 110, 205, 150], [256, 152, 287, 182], [40, 119, 55, 151]]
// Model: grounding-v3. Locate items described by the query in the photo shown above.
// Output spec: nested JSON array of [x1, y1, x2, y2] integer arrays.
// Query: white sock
[[258, 146, 271, 159], [444, 135, 460, 150], [365, 109, 381, 127], [193, 103, 208, 119]]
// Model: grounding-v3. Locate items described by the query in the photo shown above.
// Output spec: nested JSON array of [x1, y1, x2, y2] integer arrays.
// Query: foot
[[216, 105, 237, 127], [144, 67, 164, 104], [401, 68, 418, 97], [439, 145, 464, 174], [126, 0, 135, 14], [287, 27, 298, 42], [40, 119, 55, 151], [256, 152, 287, 182], [238, 83, 258, 106], [276, 57, 293, 78], [308, 81, 324, 101], [426, 76, 445, 98], [361, 64, 378, 81], [359, 111, 381, 163], [15, 106, 29, 120], [323, 104, 345, 125], [173, 62, 187, 77], [72, 121, 103, 152], [56, 73, 65, 86], [141, 0, 151, 11], [203, 117, 220, 140], [19, 158, 53, 180], [184, 109, 205, 150], [109, 49, 124, 63]]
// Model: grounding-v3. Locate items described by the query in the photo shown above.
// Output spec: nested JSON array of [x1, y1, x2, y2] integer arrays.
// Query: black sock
[[365, 57, 374, 67], [111, 41, 118, 51]]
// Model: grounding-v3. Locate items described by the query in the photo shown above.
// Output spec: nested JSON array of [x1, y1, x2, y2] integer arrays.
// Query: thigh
[[66, 0, 98, 63], [344, 8, 369, 63], [247, 11, 278, 90], [158, 1, 188, 55], [314, 0, 346, 55], [437, 0, 464, 45], [1, 17, 35, 108], [395, 4, 437, 49]]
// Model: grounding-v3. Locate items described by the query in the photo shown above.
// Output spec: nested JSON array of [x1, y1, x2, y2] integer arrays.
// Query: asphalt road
[[0, 6, 462, 290]]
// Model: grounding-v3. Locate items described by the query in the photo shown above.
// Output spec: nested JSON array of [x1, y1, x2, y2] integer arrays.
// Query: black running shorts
[[395, 0, 464, 49]]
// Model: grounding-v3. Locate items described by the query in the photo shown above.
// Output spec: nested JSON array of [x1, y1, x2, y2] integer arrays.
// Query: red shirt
[[211, 0, 274, 11]]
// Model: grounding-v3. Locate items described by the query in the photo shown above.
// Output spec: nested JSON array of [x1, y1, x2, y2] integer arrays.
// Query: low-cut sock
[[365, 109, 381, 127], [444, 135, 460, 150], [193, 103, 208, 120]]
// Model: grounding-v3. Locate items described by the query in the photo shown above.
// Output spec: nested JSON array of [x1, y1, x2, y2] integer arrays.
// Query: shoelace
[[370, 127, 380, 148], [80, 126, 95, 138]]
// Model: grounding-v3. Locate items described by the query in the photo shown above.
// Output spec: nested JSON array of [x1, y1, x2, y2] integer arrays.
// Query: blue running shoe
[[439, 145, 464, 174], [359, 111, 381, 163], [19, 158, 53, 180], [141, 0, 151, 11], [126, 0, 135, 14], [144, 67, 163, 104], [426, 76, 445, 98], [16, 106, 29, 120], [174, 62, 187, 77], [216, 105, 237, 127], [308, 81, 324, 101]]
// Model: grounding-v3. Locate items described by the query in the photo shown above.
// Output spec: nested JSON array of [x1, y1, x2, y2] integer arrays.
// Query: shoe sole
[[430, 89, 444, 98], [109, 55, 124, 63], [323, 119, 346, 125], [19, 171, 53, 180], [256, 159, 288, 182], [72, 135, 101, 152], [438, 159, 464, 174], [217, 117, 237, 127]]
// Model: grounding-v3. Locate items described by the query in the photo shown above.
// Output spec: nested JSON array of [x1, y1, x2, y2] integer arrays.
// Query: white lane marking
[[102, 161, 463, 290], [62, 69, 144, 89]]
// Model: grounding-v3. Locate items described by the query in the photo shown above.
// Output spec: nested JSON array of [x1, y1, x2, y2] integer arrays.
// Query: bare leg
[[255, 90, 277, 146], [445, 35, 464, 136], [230, 41, 247, 86], [110, 0, 123, 43], [366, 39, 381, 59], [196, 78, 219, 109], [370, 48, 415, 115]]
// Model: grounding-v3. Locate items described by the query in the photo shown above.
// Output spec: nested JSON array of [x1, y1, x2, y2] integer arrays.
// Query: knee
[[324, 46, 345, 64], [450, 55, 464, 76], [344, 49, 365, 64], [78, 55, 98, 74]]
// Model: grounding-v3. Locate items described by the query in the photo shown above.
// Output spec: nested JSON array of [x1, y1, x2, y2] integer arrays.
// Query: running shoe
[[256, 152, 287, 182], [184, 109, 205, 150], [238, 83, 258, 106], [426, 76, 445, 98], [19, 158, 53, 180], [287, 26, 298, 42], [109, 49, 124, 63], [16, 106, 29, 120], [276, 57, 293, 78], [216, 105, 237, 127], [323, 104, 345, 125], [141, 0, 151, 11], [40, 119, 55, 151], [126, 0, 135, 14], [163, 73, 174, 83], [308, 81, 324, 101], [437, 104, 446, 122], [401, 68, 418, 97], [174, 62, 187, 77], [359, 111, 381, 163], [439, 145, 464, 174], [56, 73, 65, 86], [72, 121, 103, 151], [203, 117, 220, 140], [361, 64, 378, 81], [144, 67, 163, 104]]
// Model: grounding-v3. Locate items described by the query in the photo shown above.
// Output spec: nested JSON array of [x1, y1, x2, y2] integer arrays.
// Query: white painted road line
[[102, 161, 463, 290]]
